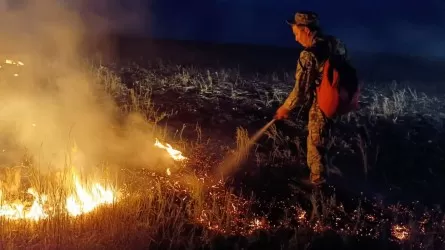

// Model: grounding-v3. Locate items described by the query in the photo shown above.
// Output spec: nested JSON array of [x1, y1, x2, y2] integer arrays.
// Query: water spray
[[214, 119, 276, 179]]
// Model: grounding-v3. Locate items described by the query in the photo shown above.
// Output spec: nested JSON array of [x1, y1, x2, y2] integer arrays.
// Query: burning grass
[[0, 55, 443, 249], [0, 169, 116, 220]]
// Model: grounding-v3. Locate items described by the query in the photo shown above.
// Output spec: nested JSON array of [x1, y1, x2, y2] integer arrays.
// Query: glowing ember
[[296, 208, 307, 222], [392, 224, 410, 241], [249, 217, 269, 233], [154, 138, 187, 161], [0, 172, 117, 220]]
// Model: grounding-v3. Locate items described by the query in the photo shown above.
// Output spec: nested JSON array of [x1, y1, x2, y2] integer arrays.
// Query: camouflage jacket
[[282, 33, 349, 110]]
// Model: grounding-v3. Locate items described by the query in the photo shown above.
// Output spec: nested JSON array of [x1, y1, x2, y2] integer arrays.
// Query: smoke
[[0, 0, 172, 174]]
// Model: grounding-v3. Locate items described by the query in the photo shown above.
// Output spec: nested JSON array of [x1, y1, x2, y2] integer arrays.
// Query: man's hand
[[274, 106, 291, 120]]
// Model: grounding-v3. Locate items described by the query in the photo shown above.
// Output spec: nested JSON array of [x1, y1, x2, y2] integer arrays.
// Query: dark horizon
[[80, 0, 445, 60], [0, 1, 443, 59]]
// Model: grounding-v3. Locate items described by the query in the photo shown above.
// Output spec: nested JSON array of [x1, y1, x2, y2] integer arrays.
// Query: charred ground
[[0, 35, 444, 250], [92, 36, 445, 249]]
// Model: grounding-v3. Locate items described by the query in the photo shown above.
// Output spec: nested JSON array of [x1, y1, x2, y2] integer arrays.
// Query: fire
[[154, 138, 187, 161], [65, 174, 116, 216], [392, 224, 410, 241], [3, 58, 24, 77], [5, 59, 24, 66], [0, 137, 186, 221], [0, 172, 117, 221], [0, 188, 49, 221], [0, 57, 119, 220]]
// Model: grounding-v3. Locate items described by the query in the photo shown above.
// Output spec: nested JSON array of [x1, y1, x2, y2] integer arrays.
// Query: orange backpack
[[316, 53, 360, 118]]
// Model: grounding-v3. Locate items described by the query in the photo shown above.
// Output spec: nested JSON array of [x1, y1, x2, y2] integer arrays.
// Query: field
[[0, 38, 444, 250]]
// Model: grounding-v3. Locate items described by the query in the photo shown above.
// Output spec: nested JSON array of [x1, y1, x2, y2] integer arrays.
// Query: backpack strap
[[305, 36, 333, 89]]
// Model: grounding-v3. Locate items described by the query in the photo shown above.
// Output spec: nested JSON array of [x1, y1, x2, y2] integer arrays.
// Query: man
[[274, 11, 349, 186]]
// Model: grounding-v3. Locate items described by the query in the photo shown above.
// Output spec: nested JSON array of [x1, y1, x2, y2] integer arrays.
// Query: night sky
[[85, 0, 445, 59]]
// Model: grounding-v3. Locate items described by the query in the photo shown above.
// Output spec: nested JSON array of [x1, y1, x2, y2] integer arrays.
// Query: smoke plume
[[0, 0, 172, 174]]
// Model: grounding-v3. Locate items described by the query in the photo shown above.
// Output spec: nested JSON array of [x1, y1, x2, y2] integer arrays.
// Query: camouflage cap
[[286, 11, 319, 27]]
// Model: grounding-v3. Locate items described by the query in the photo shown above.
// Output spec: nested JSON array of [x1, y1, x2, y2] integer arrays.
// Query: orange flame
[[0, 188, 49, 221], [154, 138, 187, 161], [65, 174, 116, 216], [0, 173, 117, 221]]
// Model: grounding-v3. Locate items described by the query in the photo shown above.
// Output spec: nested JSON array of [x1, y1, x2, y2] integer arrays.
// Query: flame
[[5, 59, 24, 66], [3, 58, 24, 77], [0, 136, 186, 221], [0, 188, 49, 221], [65, 174, 116, 217], [154, 138, 187, 161], [0, 172, 117, 221]]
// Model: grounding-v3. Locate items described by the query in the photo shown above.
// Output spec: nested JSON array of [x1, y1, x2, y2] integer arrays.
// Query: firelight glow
[[0, 138, 187, 221], [0, 173, 116, 221]]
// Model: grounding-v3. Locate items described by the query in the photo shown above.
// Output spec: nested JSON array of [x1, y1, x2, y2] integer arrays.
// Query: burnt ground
[[91, 36, 445, 249]]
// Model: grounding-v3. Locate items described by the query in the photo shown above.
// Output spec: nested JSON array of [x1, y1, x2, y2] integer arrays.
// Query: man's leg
[[307, 101, 330, 184]]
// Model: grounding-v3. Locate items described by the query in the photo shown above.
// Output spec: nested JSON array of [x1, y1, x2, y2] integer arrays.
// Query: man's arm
[[282, 50, 318, 111]]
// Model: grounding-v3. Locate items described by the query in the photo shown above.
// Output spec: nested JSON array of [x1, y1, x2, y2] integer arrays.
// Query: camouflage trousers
[[307, 99, 332, 182]]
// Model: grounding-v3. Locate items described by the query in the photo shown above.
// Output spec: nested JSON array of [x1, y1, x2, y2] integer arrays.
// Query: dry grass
[[0, 163, 255, 249], [0, 58, 443, 249]]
